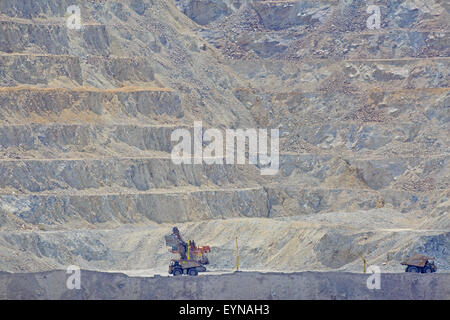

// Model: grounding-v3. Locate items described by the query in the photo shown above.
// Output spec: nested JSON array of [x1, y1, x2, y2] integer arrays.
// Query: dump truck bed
[[401, 254, 434, 267]]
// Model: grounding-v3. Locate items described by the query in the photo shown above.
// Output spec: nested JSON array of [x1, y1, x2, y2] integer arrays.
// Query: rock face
[[0, 270, 448, 300], [0, 0, 448, 282]]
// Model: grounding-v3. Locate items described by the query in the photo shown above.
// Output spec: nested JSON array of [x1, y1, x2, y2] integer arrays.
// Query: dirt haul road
[[0, 270, 448, 300]]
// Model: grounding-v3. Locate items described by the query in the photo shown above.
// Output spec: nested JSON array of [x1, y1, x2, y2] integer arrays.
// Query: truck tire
[[406, 266, 420, 273], [173, 268, 183, 276], [423, 266, 433, 273], [188, 268, 198, 276]]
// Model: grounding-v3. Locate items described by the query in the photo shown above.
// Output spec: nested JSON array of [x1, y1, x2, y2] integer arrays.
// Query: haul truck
[[165, 227, 210, 276], [401, 254, 437, 273]]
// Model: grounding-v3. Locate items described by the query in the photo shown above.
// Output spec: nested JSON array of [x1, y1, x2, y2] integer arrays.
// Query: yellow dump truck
[[168, 259, 207, 276], [165, 226, 210, 276]]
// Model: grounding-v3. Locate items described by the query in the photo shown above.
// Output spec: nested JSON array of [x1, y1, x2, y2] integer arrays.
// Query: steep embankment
[[0, 270, 448, 300], [0, 0, 448, 276]]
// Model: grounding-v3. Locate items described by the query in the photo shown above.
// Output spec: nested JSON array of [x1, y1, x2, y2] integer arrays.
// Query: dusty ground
[[0, 209, 447, 275], [0, 269, 448, 300]]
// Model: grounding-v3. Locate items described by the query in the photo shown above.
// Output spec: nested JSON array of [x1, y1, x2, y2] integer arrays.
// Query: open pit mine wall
[[0, 270, 449, 300], [0, 0, 448, 274]]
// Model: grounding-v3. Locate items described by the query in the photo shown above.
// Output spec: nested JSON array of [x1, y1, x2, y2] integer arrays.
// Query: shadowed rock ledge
[[0, 270, 448, 300]]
